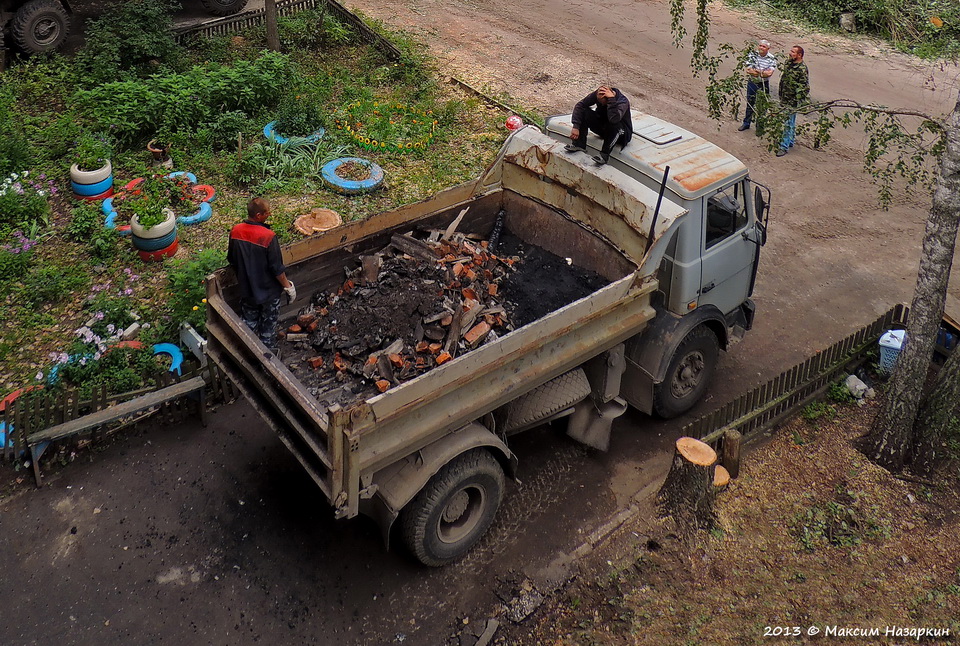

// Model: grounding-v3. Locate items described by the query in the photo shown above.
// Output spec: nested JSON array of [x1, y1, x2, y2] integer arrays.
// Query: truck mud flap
[[498, 368, 591, 435]]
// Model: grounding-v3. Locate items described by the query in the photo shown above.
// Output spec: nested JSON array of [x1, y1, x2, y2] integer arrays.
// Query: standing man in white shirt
[[738, 39, 777, 133]]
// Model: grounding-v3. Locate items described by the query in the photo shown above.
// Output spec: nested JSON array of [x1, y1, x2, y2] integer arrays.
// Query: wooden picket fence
[[172, 0, 403, 60], [685, 303, 909, 447], [0, 360, 240, 463]]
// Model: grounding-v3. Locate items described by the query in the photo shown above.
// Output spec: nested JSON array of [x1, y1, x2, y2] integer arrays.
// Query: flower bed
[[337, 101, 438, 152]]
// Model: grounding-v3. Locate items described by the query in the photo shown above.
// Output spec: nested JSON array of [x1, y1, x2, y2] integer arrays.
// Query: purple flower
[[124, 288, 133, 296], [94, 312, 104, 320]]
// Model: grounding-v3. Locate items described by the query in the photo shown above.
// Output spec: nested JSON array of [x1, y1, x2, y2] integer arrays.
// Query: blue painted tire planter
[[321, 157, 385, 195], [130, 208, 176, 239], [152, 343, 184, 376], [103, 172, 215, 234], [264, 121, 325, 145], [132, 229, 178, 252], [71, 175, 114, 197]]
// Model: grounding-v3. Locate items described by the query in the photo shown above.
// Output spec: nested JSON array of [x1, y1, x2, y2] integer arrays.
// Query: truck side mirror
[[753, 185, 769, 246]]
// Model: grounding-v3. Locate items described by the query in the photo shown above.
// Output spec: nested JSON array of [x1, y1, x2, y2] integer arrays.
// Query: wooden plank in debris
[[390, 233, 441, 263]]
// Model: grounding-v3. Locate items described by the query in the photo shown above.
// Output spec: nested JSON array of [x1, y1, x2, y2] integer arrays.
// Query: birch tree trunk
[[861, 94, 960, 472], [913, 343, 960, 474]]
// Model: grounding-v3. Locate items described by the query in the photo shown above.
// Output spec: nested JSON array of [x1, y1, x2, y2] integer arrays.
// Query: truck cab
[[545, 111, 771, 417]]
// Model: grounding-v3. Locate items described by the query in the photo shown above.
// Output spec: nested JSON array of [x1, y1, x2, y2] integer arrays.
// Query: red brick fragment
[[415, 341, 430, 353], [333, 353, 347, 371], [440, 314, 453, 327], [487, 284, 498, 296], [389, 353, 404, 368], [435, 352, 452, 365], [366, 355, 378, 365], [480, 240, 489, 248], [415, 357, 427, 368], [464, 268, 477, 282], [376, 379, 391, 393], [462, 287, 478, 302], [428, 343, 443, 355], [464, 321, 491, 346], [306, 320, 319, 333], [297, 313, 316, 327], [288, 324, 302, 334], [319, 307, 329, 316], [308, 356, 324, 370], [342, 279, 355, 293], [452, 262, 464, 277]]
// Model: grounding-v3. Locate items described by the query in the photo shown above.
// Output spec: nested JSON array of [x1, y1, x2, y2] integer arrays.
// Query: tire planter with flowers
[[70, 160, 114, 199], [337, 101, 438, 152], [102, 172, 216, 236], [321, 157, 385, 195], [263, 121, 325, 145]]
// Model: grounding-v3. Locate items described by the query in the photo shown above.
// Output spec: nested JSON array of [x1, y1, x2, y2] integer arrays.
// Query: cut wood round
[[657, 437, 718, 534], [721, 428, 742, 479], [714, 464, 730, 488]]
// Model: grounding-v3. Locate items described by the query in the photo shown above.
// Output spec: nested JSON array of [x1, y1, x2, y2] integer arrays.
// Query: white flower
[[35, 371, 43, 381]]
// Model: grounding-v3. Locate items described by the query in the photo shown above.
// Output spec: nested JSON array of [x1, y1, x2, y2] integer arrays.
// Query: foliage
[[0, 231, 35, 281], [75, 52, 291, 143], [227, 139, 347, 191], [75, 0, 180, 81], [166, 249, 227, 334], [801, 401, 837, 422], [19, 263, 89, 306], [0, 171, 56, 235], [72, 132, 114, 171], [668, 0, 948, 207], [192, 111, 253, 151], [66, 203, 103, 242], [274, 90, 327, 137], [725, 0, 960, 58], [828, 381, 856, 404], [793, 488, 888, 551], [338, 100, 439, 152], [115, 173, 199, 229], [88, 227, 121, 260], [277, 8, 354, 50]]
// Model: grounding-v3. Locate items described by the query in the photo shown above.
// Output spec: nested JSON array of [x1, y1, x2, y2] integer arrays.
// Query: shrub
[[75, 52, 291, 143], [66, 203, 103, 241], [75, 0, 180, 81], [274, 90, 326, 137], [166, 249, 227, 334], [88, 228, 121, 260], [0, 171, 55, 234]]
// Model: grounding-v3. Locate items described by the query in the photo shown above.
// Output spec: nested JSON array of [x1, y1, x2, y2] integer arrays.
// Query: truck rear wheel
[[200, 0, 249, 16], [653, 326, 719, 419], [400, 448, 504, 567], [11, 0, 69, 53]]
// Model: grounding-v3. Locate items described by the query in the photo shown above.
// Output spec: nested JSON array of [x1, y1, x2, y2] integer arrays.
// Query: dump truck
[[1, 0, 248, 53], [205, 114, 771, 566]]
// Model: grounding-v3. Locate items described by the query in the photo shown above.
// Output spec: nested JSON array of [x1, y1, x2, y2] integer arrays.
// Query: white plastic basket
[[878, 329, 906, 374]]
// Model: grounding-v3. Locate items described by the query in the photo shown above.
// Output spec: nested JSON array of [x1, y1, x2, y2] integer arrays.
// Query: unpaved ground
[[497, 401, 960, 645]]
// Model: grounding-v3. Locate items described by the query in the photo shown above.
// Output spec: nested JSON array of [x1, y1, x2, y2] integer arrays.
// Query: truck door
[[699, 181, 754, 316]]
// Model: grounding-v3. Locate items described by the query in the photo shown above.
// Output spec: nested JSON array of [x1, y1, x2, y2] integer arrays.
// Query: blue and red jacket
[[227, 220, 286, 304]]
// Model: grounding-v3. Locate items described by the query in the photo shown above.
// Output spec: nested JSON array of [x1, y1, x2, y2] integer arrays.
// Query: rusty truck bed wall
[[206, 128, 674, 517]]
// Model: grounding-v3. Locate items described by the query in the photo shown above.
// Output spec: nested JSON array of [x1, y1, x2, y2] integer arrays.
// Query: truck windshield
[[705, 183, 748, 249]]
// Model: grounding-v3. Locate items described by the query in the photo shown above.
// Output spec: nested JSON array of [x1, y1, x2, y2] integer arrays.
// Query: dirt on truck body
[[205, 119, 770, 566]]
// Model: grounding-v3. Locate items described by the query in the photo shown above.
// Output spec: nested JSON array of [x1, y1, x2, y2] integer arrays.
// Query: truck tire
[[400, 448, 505, 567], [653, 326, 719, 419], [200, 0, 249, 17], [11, 0, 70, 53]]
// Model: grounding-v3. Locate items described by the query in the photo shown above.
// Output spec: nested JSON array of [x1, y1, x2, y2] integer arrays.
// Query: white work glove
[[284, 281, 297, 302]]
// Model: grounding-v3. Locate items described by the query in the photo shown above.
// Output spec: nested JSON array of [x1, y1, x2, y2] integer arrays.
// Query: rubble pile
[[280, 222, 607, 408]]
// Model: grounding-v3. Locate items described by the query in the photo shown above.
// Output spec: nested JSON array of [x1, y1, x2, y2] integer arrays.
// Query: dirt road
[[3, 2, 960, 645]]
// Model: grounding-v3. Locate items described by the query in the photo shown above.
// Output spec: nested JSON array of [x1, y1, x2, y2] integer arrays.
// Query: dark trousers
[[240, 296, 281, 347], [742, 79, 770, 127], [571, 109, 624, 158]]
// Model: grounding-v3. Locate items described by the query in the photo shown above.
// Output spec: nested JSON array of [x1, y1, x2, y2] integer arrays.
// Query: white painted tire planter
[[132, 228, 178, 252], [130, 208, 177, 239], [321, 157, 385, 195], [70, 160, 112, 185]]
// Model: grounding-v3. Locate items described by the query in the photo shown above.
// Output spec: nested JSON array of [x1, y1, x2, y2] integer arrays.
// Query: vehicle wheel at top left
[[11, 0, 70, 54]]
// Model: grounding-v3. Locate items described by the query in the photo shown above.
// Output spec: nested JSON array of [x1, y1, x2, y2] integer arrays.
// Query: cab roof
[[545, 111, 748, 201]]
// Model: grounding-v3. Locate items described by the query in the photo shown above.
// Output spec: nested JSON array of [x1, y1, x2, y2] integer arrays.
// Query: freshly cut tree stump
[[657, 437, 718, 534], [713, 465, 731, 488]]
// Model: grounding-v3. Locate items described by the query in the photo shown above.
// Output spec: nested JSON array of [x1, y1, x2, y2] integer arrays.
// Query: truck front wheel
[[400, 448, 505, 567], [653, 326, 719, 419], [11, 0, 70, 53]]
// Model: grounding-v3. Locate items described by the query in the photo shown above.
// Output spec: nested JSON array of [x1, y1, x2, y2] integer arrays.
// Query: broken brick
[[487, 283, 498, 296], [308, 356, 324, 370], [415, 341, 430, 353], [389, 353, 404, 368], [376, 379, 391, 393], [306, 320, 320, 333], [452, 262, 465, 277], [440, 314, 453, 327], [464, 268, 477, 282], [461, 287, 478, 302], [342, 279, 356, 293], [415, 357, 427, 368], [333, 353, 348, 371], [288, 324, 302, 334], [436, 352, 452, 365], [464, 321, 491, 346], [429, 343, 443, 355], [297, 313, 317, 327]]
